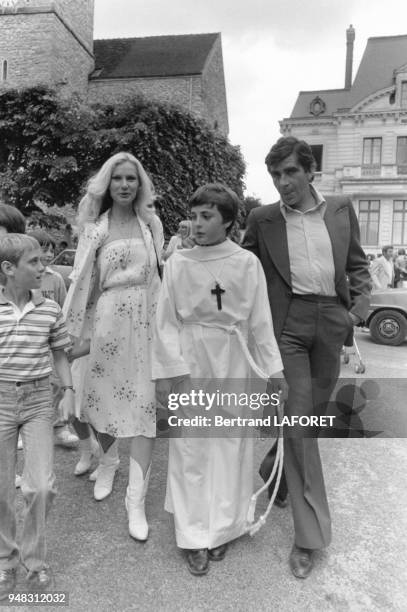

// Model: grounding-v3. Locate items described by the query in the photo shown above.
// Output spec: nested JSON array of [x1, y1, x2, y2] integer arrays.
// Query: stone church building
[[0, 0, 229, 134]]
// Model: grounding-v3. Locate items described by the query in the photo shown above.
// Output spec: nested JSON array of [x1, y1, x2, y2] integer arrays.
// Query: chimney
[[345, 25, 355, 89]]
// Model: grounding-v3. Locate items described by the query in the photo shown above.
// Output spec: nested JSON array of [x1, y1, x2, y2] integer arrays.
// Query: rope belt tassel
[[245, 396, 285, 536]]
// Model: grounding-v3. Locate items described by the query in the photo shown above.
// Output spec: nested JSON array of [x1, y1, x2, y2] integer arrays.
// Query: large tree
[[0, 86, 93, 213], [0, 87, 246, 235]]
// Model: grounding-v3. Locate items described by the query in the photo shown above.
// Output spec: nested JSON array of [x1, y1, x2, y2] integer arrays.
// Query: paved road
[[7, 333, 407, 612]]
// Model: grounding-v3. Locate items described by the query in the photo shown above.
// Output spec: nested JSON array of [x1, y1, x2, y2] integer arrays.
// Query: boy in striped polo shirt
[[0, 234, 75, 599], [27, 229, 79, 450]]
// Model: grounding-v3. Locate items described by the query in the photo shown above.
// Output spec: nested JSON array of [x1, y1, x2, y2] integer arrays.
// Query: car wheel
[[369, 310, 407, 346]]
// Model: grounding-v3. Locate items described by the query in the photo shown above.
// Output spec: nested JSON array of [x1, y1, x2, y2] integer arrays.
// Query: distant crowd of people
[[368, 245, 407, 289]]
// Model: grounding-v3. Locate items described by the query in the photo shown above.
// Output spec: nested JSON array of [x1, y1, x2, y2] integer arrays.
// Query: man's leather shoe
[[27, 568, 52, 589], [0, 568, 16, 601], [186, 549, 209, 576], [289, 545, 314, 579], [208, 543, 228, 561]]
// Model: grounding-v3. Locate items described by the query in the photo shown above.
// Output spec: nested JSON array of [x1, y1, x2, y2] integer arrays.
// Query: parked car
[[366, 288, 407, 345], [50, 249, 76, 288]]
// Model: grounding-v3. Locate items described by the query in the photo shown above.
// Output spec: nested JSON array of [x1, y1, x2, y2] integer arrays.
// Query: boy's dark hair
[[188, 183, 240, 233], [0, 234, 40, 271], [28, 229, 56, 250], [0, 204, 26, 234], [265, 137, 317, 175]]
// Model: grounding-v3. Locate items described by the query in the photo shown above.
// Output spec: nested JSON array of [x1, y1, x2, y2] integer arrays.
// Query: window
[[310, 145, 323, 172], [1, 59, 7, 81], [362, 138, 381, 166], [358, 200, 380, 245], [397, 136, 407, 174], [401, 81, 407, 108], [393, 201, 407, 244]]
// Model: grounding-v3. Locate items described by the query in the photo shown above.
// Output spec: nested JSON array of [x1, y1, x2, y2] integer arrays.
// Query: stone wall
[[51, 14, 94, 95], [88, 69, 229, 134], [87, 74, 206, 118], [0, 13, 55, 89], [54, 0, 94, 54], [201, 35, 229, 135], [0, 9, 93, 95]]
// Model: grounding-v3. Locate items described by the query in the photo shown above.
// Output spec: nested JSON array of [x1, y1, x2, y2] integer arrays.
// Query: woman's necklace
[[110, 214, 138, 270]]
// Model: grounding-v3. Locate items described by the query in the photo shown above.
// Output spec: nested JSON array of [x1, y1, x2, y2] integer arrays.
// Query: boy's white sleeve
[[248, 257, 283, 376], [151, 257, 190, 380]]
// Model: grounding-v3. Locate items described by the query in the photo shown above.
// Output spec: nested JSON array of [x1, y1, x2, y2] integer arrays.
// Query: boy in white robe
[[152, 184, 287, 576]]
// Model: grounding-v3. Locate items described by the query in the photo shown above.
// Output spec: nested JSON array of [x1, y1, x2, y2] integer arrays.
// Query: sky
[[94, 0, 407, 203]]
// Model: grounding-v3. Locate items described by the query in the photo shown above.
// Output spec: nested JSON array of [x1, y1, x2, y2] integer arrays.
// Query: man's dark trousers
[[271, 294, 353, 549]]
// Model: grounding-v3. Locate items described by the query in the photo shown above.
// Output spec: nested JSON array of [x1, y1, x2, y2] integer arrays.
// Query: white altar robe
[[152, 239, 283, 549]]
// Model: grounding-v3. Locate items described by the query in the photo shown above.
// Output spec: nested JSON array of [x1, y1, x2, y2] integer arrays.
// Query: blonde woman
[[64, 152, 162, 541], [162, 220, 194, 261]]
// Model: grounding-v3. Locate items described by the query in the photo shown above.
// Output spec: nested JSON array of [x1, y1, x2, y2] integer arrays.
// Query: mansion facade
[[280, 26, 407, 253]]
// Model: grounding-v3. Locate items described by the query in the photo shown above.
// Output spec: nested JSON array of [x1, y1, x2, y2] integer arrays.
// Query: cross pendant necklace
[[199, 259, 227, 310], [211, 283, 225, 310]]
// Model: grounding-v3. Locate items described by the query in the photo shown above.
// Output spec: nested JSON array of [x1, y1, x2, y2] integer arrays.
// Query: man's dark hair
[[0, 204, 26, 234], [189, 183, 240, 233], [265, 136, 317, 174], [381, 245, 393, 255]]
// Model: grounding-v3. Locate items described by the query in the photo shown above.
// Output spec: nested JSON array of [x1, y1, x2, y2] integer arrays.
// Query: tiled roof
[[287, 34, 407, 119], [91, 33, 219, 79]]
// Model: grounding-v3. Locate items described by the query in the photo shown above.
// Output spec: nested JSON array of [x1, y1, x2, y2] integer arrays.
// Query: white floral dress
[[82, 238, 157, 437]]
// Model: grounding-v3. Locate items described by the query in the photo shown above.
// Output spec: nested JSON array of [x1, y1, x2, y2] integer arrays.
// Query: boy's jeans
[[0, 378, 56, 575]]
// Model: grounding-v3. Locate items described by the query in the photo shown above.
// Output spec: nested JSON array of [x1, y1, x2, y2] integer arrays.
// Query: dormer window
[[401, 81, 407, 108], [1, 59, 7, 81]]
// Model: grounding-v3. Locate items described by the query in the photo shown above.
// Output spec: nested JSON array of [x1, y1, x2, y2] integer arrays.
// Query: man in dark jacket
[[243, 136, 371, 578]]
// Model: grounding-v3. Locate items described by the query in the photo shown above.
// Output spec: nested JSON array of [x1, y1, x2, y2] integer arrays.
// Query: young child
[[0, 205, 27, 466], [0, 234, 75, 599], [27, 230, 78, 449], [152, 184, 287, 576], [27, 230, 66, 305]]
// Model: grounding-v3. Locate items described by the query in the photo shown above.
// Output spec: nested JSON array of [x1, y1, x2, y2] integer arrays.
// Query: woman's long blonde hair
[[76, 152, 155, 230]]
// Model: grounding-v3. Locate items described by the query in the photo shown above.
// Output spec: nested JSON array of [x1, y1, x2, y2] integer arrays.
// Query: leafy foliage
[[0, 87, 246, 235], [241, 195, 262, 228]]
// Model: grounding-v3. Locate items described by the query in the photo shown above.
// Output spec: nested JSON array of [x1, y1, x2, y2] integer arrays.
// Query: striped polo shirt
[[0, 288, 71, 382]]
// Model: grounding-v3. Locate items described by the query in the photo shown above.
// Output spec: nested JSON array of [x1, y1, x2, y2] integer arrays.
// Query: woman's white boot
[[125, 458, 151, 541], [74, 436, 99, 476], [94, 440, 119, 501]]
